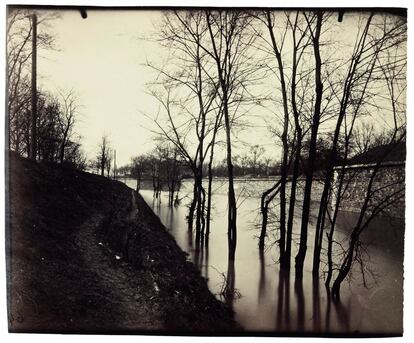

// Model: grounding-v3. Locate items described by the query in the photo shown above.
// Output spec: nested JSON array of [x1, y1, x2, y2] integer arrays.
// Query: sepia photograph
[[5, 4, 407, 337]]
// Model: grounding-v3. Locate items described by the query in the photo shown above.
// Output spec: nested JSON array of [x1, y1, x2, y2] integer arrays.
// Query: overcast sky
[[36, 9, 274, 166], [34, 9, 404, 167], [37, 10, 162, 166]]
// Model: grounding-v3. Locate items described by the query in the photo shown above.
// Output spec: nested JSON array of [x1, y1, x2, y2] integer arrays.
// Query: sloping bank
[[6, 152, 239, 334]]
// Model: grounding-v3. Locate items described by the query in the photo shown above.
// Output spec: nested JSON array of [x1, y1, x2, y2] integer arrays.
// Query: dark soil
[[6, 152, 238, 334]]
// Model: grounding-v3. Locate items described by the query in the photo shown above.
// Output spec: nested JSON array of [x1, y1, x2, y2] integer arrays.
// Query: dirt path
[[71, 199, 164, 332], [8, 154, 237, 333]]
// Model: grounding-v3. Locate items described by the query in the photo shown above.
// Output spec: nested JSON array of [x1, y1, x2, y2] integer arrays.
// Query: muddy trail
[[6, 152, 238, 334]]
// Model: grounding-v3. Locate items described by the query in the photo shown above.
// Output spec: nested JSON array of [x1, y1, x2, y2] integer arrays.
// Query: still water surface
[[122, 178, 403, 334]]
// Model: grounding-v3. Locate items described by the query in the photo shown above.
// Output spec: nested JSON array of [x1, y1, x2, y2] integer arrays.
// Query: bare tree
[[312, 13, 407, 278], [330, 23, 406, 298], [7, 8, 58, 158], [249, 144, 265, 176], [57, 89, 79, 164], [262, 9, 291, 267], [105, 149, 112, 177], [312, 13, 375, 276], [254, 11, 315, 266], [97, 135, 111, 177], [148, 11, 221, 241], [294, 11, 324, 279], [131, 156, 145, 192], [352, 122, 376, 156], [204, 9, 258, 260]]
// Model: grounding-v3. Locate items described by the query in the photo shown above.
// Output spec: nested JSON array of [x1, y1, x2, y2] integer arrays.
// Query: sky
[[36, 9, 274, 166], [38, 9, 175, 166], [32, 9, 405, 167]]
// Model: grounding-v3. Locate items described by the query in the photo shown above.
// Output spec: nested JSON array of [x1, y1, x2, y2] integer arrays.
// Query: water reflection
[[222, 260, 236, 309], [312, 277, 321, 332], [166, 207, 174, 232], [276, 275, 350, 334], [294, 278, 305, 332], [122, 179, 403, 334], [276, 270, 291, 331], [333, 293, 350, 332], [257, 250, 266, 306], [204, 238, 209, 281]]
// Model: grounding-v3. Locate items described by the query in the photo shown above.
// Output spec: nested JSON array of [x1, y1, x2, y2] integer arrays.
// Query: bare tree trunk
[[206, 150, 214, 238], [312, 14, 374, 276], [59, 132, 68, 164], [325, 168, 346, 288], [206, 110, 222, 239], [286, 17, 303, 269], [59, 141, 65, 164], [136, 174, 141, 192], [222, 259, 236, 308], [259, 180, 282, 250], [286, 134, 301, 267], [224, 101, 237, 261], [206, 12, 238, 261], [188, 181, 198, 231], [195, 172, 204, 239], [265, 10, 290, 268], [295, 12, 323, 280]]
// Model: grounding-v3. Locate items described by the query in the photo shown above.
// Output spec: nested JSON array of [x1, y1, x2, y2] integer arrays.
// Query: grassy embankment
[[6, 152, 238, 334]]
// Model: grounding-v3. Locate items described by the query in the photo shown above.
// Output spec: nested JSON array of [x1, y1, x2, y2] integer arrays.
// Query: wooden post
[[113, 149, 117, 178], [29, 14, 37, 160]]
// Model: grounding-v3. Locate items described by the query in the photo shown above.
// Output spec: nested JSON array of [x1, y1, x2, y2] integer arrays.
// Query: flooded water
[[122, 177, 404, 335]]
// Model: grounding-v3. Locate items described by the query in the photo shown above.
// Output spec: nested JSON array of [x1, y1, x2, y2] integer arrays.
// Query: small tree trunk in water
[[332, 238, 356, 300], [224, 104, 237, 261], [259, 202, 268, 251], [295, 12, 323, 280], [136, 172, 141, 192], [312, 146, 338, 276], [201, 185, 206, 235], [223, 259, 236, 308], [187, 181, 198, 231], [259, 180, 282, 250], [325, 226, 335, 289], [206, 115, 221, 238], [206, 160, 213, 238], [195, 173, 204, 239], [285, 134, 301, 268], [227, 161, 237, 261]]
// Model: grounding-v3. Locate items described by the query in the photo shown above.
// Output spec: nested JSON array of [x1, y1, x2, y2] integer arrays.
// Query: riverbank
[[6, 152, 238, 334]]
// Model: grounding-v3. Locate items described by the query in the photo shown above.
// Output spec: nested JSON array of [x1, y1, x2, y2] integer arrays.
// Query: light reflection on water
[[122, 178, 403, 334]]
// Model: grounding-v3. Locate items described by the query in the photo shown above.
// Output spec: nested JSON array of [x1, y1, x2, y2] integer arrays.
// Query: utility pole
[[29, 14, 37, 160], [113, 149, 117, 178]]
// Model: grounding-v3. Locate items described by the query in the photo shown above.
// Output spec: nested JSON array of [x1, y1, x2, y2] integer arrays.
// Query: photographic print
[[5, 5, 406, 336]]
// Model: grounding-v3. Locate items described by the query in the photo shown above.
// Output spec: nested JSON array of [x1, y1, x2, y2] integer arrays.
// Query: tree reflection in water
[[276, 269, 291, 331], [221, 259, 236, 308], [137, 186, 402, 334]]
